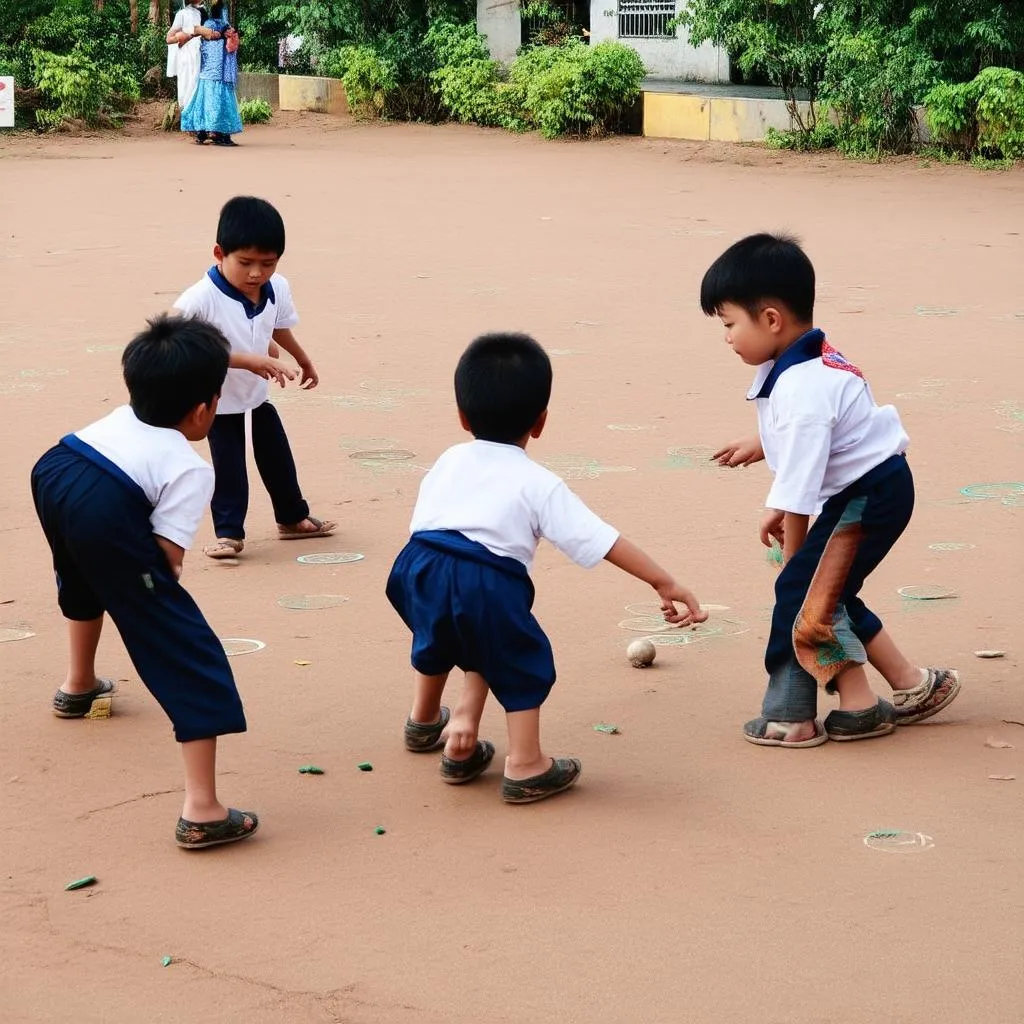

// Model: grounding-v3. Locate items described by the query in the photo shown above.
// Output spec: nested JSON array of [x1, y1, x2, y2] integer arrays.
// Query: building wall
[[477, 0, 522, 65], [589, 3, 729, 82]]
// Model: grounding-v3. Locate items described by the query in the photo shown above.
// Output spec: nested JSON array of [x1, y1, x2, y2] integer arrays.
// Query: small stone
[[593, 723, 620, 734], [298, 765, 324, 775], [626, 639, 656, 668], [294, 660, 311, 666], [988, 775, 1016, 781], [65, 876, 97, 891], [974, 650, 1006, 659], [161, 956, 173, 968], [357, 762, 373, 772], [84, 697, 111, 720], [374, 826, 386, 835], [985, 737, 1014, 749]]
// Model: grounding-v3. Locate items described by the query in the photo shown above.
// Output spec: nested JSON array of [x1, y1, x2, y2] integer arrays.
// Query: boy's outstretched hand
[[657, 582, 709, 626], [243, 354, 297, 387], [297, 359, 319, 390], [712, 435, 764, 467]]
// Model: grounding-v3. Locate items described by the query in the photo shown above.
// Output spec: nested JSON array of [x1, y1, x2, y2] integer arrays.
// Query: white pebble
[[974, 650, 1006, 659], [626, 639, 656, 668]]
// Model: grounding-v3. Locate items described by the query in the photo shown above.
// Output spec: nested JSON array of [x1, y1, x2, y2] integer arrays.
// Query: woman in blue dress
[[180, 2, 242, 147]]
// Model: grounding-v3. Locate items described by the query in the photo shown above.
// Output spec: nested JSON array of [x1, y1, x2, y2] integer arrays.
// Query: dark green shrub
[[925, 66, 1024, 160], [239, 97, 273, 124]]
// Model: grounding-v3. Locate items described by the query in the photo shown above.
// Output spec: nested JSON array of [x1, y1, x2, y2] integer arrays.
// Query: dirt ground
[[1, 111, 1022, 1024]]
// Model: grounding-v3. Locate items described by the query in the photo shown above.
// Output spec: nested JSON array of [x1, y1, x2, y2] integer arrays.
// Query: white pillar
[[477, 0, 521, 65]]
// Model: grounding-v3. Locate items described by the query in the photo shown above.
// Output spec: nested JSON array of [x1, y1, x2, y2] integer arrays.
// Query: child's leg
[[863, 627, 928, 690], [63, 616, 104, 693], [249, 402, 316, 530], [444, 671, 489, 761], [410, 671, 448, 726], [206, 412, 249, 541], [505, 708, 548, 780], [180, 737, 226, 822]]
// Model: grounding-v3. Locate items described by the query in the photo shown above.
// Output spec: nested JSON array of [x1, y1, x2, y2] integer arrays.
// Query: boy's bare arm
[[228, 351, 296, 387], [712, 434, 764, 467], [155, 536, 185, 580], [272, 328, 318, 389], [603, 537, 708, 625], [782, 512, 809, 563]]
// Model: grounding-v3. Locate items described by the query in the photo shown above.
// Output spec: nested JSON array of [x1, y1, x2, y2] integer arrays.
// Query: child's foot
[[277, 516, 337, 540], [891, 669, 960, 725], [175, 808, 259, 849], [502, 757, 582, 804], [404, 706, 451, 752], [824, 699, 896, 741], [53, 678, 117, 718], [440, 740, 495, 784], [743, 717, 827, 748], [204, 538, 243, 559]]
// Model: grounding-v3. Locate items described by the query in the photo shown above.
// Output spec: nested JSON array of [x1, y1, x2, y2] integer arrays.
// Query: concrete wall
[[279, 75, 348, 116], [477, 0, 521, 65], [237, 72, 279, 108], [589, 3, 729, 83], [643, 91, 811, 142]]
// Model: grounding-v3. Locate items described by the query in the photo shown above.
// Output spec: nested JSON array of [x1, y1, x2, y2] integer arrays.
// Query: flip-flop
[[53, 678, 118, 718], [743, 717, 828, 747], [892, 668, 960, 725], [824, 699, 896, 741], [440, 740, 495, 784], [175, 808, 259, 849], [404, 706, 451, 752], [204, 538, 244, 559], [277, 516, 337, 540], [502, 757, 582, 804]]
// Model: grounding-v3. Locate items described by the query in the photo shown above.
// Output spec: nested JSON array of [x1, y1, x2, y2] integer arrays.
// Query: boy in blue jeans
[[387, 333, 708, 803], [702, 233, 960, 746], [32, 316, 259, 848]]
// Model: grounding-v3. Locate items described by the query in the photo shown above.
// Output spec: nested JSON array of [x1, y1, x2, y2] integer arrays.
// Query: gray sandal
[[175, 808, 259, 849], [53, 678, 117, 718], [502, 757, 582, 803], [404, 706, 451, 752], [892, 669, 960, 725], [824, 699, 896, 741], [743, 717, 828, 748], [440, 740, 495, 784]]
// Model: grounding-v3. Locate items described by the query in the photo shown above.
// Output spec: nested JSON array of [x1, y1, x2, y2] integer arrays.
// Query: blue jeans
[[761, 456, 914, 721]]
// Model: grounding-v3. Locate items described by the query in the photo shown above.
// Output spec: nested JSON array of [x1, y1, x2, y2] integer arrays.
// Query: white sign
[[0, 77, 14, 129]]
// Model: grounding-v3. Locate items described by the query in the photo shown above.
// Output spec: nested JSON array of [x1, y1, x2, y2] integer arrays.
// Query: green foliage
[[925, 67, 1024, 161], [32, 44, 139, 128], [765, 119, 838, 152], [509, 38, 645, 139], [239, 97, 274, 124]]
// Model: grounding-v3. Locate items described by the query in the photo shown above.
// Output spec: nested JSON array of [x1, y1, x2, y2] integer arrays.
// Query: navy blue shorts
[[31, 437, 246, 743], [386, 530, 556, 713]]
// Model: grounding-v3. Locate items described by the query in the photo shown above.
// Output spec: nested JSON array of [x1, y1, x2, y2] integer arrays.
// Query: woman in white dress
[[166, 1, 206, 117]]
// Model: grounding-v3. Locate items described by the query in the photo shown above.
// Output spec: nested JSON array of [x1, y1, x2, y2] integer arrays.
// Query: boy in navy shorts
[[173, 195, 336, 559], [31, 316, 259, 849], [387, 333, 708, 803], [702, 233, 960, 747]]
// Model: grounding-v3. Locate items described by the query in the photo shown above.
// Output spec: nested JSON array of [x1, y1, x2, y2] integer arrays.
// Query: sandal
[[440, 740, 495, 784], [405, 706, 451, 752], [204, 538, 244, 559], [892, 668, 960, 725], [743, 717, 828, 748], [175, 808, 259, 849], [824, 699, 896, 741], [53, 678, 117, 718], [277, 516, 337, 541], [502, 757, 582, 804]]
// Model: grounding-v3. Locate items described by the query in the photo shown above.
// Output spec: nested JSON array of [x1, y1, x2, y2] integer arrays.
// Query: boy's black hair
[[216, 196, 286, 257], [700, 232, 815, 323], [122, 314, 230, 428], [455, 333, 552, 443]]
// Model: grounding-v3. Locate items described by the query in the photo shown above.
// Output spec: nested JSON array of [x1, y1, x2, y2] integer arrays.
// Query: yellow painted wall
[[278, 75, 348, 117], [643, 93, 710, 142]]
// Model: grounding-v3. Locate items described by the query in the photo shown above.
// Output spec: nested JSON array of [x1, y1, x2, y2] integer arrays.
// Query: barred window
[[618, 1, 677, 39]]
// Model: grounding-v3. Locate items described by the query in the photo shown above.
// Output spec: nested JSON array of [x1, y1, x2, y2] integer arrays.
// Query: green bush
[[509, 39, 645, 139], [32, 45, 138, 128], [925, 66, 1024, 160], [239, 97, 273, 124]]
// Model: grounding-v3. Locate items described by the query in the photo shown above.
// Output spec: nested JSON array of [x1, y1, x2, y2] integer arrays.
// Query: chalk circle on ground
[[625, 601, 730, 615], [297, 552, 365, 565], [960, 482, 1024, 507], [607, 424, 655, 432], [928, 542, 975, 552], [863, 830, 934, 853], [897, 585, 957, 601], [221, 638, 265, 657], [348, 450, 416, 462], [277, 594, 349, 610], [0, 628, 35, 643]]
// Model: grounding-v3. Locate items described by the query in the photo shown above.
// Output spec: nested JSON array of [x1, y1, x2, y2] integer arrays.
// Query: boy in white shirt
[[387, 333, 708, 803], [173, 196, 336, 559], [31, 316, 258, 849], [702, 233, 960, 747]]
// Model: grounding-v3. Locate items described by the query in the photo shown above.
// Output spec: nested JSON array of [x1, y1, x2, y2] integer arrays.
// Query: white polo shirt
[[75, 405, 214, 550], [749, 330, 909, 515], [409, 440, 620, 570], [173, 267, 299, 415]]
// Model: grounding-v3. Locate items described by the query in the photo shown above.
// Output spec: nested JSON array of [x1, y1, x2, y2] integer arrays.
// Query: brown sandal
[[277, 516, 337, 540], [204, 538, 243, 559]]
